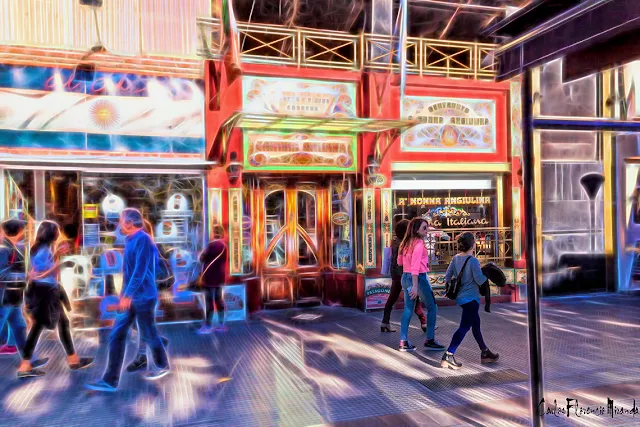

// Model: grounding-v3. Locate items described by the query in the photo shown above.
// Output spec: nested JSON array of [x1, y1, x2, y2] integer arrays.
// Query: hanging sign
[[381, 189, 392, 249], [244, 132, 357, 172], [242, 76, 357, 118], [229, 189, 243, 275], [402, 96, 496, 153]]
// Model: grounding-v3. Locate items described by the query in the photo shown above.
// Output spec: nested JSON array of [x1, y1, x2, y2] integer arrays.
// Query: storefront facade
[[0, 64, 215, 328], [204, 53, 528, 313]]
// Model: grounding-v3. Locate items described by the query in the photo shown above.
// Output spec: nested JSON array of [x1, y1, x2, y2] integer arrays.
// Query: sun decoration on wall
[[90, 100, 120, 130]]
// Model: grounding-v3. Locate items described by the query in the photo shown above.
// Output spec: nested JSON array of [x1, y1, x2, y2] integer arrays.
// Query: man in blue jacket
[[87, 208, 170, 391]]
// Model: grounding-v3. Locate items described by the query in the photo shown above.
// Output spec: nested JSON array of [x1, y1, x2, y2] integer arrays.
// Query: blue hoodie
[[122, 229, 158, 303]]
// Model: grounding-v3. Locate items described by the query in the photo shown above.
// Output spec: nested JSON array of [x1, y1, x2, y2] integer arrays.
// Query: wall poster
[[228, 188, 243, 275], [364, 188, 376, 268], [402, 96, 496, 153], [364, 278, 392, 310]]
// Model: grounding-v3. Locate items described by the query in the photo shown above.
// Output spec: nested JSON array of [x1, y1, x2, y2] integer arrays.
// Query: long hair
[[399, 217, 427, 255], [31, 220, 60, 255]]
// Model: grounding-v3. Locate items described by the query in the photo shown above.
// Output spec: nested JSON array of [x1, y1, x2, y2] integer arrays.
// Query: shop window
[[4, 170, 35, 220], [264, 189, 287, 268], [539, 59, 597, 118], [79, 173, 204, 299], [330, 179, 353, 270], [45, 172, 81, 254]]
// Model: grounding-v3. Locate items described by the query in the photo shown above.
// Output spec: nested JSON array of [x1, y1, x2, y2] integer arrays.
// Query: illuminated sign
[[381, 189, 392, 249], [510, 80, 523, 158], [0, 87, 203, 138], [242, 76, 357, 118], [244, 132, 357, 172], [364, 188, 376, 268], [512, 187, 522, 261], [229, 189, 243, 275], [402, 96, 496, 153], [397, 196, 491, 206]]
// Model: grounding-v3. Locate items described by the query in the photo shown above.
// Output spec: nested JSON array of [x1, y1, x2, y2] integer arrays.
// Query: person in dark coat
[[196, 225, 228, 334], [480, 262, 507, 313], [19, 220, 94, 378]]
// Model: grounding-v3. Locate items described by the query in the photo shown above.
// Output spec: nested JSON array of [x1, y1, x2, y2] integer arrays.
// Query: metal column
[[521, 70, 544, 425]]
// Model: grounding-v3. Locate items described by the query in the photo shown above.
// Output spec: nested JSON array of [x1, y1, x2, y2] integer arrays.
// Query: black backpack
[[156, 253, 174, 291], [445, 256, 472, 300]]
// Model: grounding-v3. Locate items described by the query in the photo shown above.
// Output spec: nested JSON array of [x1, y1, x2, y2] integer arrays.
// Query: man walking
[[87, 209, 170, 392], [0, 219, 48, 368]]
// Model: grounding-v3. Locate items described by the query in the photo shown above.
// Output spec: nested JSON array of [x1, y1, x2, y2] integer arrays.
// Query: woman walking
[[18, 221, 94, 378], [196, 225, 228, 334], [397, 218, 445, 352], [380, 219, 427, 333], [441, 232, 499, 369]]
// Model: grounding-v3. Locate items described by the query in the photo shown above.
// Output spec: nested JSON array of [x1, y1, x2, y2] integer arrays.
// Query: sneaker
[[144, 368, 170, 381], [196, 326, 213, 335], [17, 369, 46, 379], [69, 357, 95, 371], [481, 349, 500, 364], [126, 356, 148, 372], [86, 380, 117, 392], [32, 358, 50, 369], [441, 352, 462, 370], [0, 345, 18, 355], [424, 339, 446, 351], [398, 341, 417, 352]]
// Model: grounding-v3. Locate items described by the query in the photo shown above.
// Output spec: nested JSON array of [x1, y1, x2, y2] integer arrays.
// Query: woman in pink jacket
[[397, 218, 445, 352]]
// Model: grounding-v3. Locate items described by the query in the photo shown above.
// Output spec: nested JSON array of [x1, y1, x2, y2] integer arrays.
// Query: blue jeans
[[400, 273, 437, 341], [447, 300, 487, 354], [0, 305, 27, 354], [103, 299, 168, 387]]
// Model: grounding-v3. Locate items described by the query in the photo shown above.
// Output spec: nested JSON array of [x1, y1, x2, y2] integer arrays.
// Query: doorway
[[256, 181, 327, 306]]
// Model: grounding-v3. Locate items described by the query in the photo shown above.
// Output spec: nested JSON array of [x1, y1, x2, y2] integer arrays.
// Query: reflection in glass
[[297, 235, 317, 266], [297, 191, 317, 243], [264, 190, 286, 268], [331, 179, 353, 269], [540, 59, 596, 118]]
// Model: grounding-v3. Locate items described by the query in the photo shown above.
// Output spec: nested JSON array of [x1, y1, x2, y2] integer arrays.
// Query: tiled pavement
[[0, 293, 638, 427]]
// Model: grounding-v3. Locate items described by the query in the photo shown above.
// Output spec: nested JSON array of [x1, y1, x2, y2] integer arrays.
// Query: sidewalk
[[0, 293, 637, 426]]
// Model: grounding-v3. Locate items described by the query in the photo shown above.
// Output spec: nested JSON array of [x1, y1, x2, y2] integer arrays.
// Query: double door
[[256, 181, 327, 306]]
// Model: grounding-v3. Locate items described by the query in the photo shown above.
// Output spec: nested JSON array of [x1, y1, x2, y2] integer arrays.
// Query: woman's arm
[[470, 258, 488, 286], [409, 241, 424, 299]]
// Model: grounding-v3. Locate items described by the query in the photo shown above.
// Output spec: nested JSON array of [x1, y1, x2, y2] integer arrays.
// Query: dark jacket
[[199, 240, 227, 287], [122, 230, 158, 303], [390, 239, 404, 279], [479, 263, 507, 313], [0, 238, 27, 306]]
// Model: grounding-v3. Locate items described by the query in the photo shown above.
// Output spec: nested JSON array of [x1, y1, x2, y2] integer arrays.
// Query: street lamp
[[580, 172, 604, 252]]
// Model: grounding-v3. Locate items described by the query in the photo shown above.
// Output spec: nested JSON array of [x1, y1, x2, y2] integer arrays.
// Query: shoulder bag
[[445, 256, 472, 300]]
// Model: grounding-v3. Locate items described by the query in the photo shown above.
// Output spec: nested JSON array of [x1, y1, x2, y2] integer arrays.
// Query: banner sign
[[364, 278, 392, 310], [402, 96, 496, 153], [242, 76, 357, 118], [381, 189, 392, 249], [208, 189, 223, 240], [228, 189, 243, 275], [364, 188, 376, 268], [244, 132, 357, 172]]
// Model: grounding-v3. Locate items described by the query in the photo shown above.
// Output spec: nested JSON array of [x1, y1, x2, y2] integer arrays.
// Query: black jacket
[[479, 263, 507, 313]]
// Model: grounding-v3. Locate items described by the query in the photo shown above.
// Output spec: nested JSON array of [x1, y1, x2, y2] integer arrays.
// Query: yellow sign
[[82, 204, 99, 219], [364, 188, 376, 268], [381, 189, 392, 249], [229, 189, 243, 275], [397, 196, 491, 206]]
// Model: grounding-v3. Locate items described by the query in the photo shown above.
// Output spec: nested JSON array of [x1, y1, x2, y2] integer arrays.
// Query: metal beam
[[533, 118, 640, 132], [410, 0, 507, 13], [492, 0, 640, 80]]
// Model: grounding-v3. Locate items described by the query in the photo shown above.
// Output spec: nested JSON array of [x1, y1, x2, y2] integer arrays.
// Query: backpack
[[445, 256, 472, 300]]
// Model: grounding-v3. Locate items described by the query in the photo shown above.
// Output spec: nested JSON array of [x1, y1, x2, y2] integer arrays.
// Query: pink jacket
[[397, 239, 429, 275]]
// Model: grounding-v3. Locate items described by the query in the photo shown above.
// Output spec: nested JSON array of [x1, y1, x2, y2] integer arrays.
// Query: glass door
[[261, 182, 324, 305]]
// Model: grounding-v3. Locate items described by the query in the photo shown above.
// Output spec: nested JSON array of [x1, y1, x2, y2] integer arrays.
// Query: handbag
[[381, 247, 392, 276], [445, 256, 472, 300]]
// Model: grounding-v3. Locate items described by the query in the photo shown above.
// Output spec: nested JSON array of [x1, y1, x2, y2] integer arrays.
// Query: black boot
[[380, 323, 396, 333], [127, 355, 148, 372], [481, 349, 499, 364], [441, 352, 462, 370]]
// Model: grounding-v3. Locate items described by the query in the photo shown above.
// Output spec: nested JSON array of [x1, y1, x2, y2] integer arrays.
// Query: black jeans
[[23, 310, 74, 360], [447, 300, 487, 354], [203, 287, 224, 327], [382, 276, 426, 325], [103, 299, 168, 387]]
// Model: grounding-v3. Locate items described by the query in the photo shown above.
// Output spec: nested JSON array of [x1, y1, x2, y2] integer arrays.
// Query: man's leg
[[7, 306, 27, 354], [102, 306, 136, 387], [136, 300, 169, 376], [213, 287, 225, 326]]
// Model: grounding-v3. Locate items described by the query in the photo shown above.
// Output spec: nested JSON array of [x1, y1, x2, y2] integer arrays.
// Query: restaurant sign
[[364, 278, 392, 310], [244, 132, 357, 172], [402, 96, 496, 153], [242, 76, 357, 118]]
